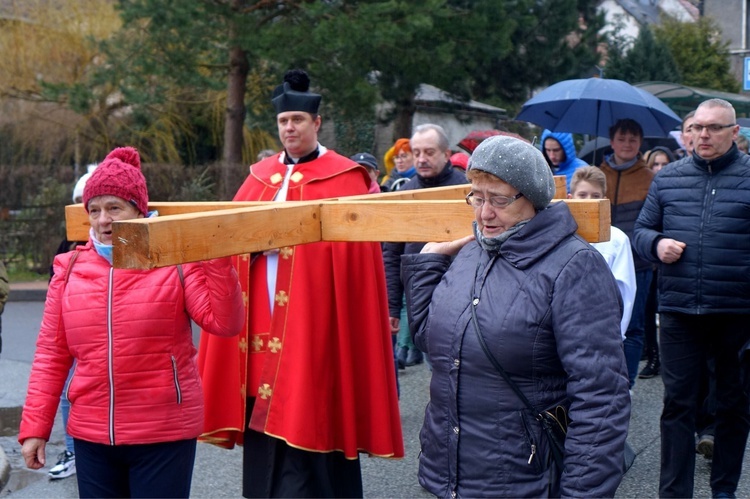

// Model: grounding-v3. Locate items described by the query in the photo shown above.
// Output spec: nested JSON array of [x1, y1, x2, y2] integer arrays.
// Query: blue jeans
[[658, 313, 750, 498], [623, 269, 652, 388], [396, 295, 413, 350], [61, 366, 75, 453]]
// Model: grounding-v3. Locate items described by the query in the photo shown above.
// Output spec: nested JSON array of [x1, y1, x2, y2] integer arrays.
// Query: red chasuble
[[198, 151, 404, 459]]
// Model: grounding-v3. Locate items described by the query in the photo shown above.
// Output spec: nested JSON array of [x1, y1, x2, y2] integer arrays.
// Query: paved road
[[1, 299, 748, 497]]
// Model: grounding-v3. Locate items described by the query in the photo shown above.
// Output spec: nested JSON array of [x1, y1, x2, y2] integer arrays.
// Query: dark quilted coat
[[402, 202, 631, 498], [633, 145, 750, 314]]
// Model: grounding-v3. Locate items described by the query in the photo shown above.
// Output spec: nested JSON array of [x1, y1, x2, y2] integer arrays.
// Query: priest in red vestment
[[198, 69, 404, 498]]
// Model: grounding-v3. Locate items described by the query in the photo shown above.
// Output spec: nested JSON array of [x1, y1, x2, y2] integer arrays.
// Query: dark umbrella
[[457, 130, 529, 153], [517, 78, 682, 164], [516, 78, 681, 138]]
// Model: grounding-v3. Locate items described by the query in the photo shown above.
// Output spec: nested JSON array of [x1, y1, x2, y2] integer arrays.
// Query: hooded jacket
[[20, 244, 244, 446], [599, 157, 654, 272], [402, 202, 630, 498], [634, 144, 750, 314], [541, 130, 588, 190]]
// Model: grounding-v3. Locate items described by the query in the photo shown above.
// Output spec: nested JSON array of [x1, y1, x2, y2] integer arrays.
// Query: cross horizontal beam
[[64, 185, 481, 242], [62, 179, 594, 270], [65, 178, 568, 242], [104, 197, 609, 270]]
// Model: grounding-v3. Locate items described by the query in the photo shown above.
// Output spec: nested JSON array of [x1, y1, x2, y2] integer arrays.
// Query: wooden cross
[[64, 176, 611, 270]]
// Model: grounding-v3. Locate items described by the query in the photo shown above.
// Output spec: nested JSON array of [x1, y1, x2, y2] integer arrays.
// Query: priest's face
[[277, 111, 321, 159]]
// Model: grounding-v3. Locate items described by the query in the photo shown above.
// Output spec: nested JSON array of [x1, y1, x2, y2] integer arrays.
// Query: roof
[[635, 81, 750, 116], [613, 0, 661, 25], [415, 84, 507, 119]]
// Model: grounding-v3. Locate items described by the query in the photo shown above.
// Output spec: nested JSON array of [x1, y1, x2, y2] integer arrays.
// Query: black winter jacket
[[402, 202, 630, 498], [383, 164, 468, 318], [633, 145, 750, 314]]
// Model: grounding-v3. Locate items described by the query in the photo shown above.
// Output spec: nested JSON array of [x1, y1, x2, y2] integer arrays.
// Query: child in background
[[569, 167, 636, 341]]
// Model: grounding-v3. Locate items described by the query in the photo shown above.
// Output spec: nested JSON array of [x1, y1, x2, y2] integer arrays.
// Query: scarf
[[604, 153, 639, 172], [472, 219, 530, 253]]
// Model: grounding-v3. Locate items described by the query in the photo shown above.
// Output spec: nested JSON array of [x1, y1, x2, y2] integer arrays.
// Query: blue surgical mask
[[89, 228, 113, 265]]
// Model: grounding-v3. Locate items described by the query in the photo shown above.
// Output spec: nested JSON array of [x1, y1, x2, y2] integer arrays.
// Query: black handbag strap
[[470, 295, 543, 417]]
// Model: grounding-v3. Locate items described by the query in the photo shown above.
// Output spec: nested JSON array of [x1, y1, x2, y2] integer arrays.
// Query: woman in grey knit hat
[[401, 135, 631, 497]]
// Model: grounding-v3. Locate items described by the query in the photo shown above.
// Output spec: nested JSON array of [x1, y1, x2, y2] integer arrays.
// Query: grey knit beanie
[[468, 135, 555, 210]]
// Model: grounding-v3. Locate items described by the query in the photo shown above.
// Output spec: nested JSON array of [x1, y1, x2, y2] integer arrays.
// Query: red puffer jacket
[[19, 243, 244, 446]]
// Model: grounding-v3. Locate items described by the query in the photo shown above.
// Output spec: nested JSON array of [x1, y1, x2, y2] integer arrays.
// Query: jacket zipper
[[107, 267, 115, 445], [697, 167, 715, 314], [612, 170, 622, 222], [63, 362, 77, 402], [171, 356, 182, 404]]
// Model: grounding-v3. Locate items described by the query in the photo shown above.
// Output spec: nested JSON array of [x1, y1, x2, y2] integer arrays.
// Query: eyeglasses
[[691, 123, 736, 134], [465, 191, 524, 209], [394, 153, 411, 160]]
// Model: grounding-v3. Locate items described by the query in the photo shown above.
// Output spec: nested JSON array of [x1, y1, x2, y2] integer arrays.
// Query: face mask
[[90, 228, 113, 265]]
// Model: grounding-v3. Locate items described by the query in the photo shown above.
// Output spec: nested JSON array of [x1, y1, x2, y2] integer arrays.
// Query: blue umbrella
[[516, 78, 681, 138]]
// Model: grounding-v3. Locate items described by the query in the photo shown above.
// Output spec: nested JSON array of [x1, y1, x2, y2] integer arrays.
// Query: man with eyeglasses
[[634, 98, 750, 498], [599, 118, 655, 394], [383, 124, 468, 369]]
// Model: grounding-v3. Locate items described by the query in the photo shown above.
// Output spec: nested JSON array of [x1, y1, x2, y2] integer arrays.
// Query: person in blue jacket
[[541, 130, 588, 190], [634, 98, 750, 498]]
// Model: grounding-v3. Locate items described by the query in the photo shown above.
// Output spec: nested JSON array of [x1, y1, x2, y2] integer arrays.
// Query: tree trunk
[[222, 44, 249, 198], [392, 95, 416, 141]]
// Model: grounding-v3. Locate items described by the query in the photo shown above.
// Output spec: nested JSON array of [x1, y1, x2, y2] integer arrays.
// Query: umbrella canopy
[[516, 78, 682, 138], [457, 130, 528, 153]]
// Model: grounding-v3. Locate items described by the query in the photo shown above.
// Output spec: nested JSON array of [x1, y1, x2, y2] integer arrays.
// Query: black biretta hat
[[272, 69, 322, 115]]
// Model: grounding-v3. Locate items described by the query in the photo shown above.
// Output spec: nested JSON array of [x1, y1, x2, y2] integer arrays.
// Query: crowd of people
[[15, 65, 750, 499]]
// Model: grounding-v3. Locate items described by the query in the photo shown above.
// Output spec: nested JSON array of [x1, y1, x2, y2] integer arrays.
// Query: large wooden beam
[[66, 178, 567, 241], [113, 204, 321, 270], [110, 198, 610, 270], [65, 202, 265, 242], [65, 186, 475, 241], [321, 199, 609, 244], [553, 175, 566, 199]]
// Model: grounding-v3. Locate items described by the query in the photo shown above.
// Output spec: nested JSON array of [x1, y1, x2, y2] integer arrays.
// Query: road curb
[[7, 289, 47, 302]]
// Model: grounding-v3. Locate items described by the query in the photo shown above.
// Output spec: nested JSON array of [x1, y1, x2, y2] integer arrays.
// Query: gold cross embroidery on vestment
[[258, 383, 273, 399], [268, 337, 282, 353], [275, 290, 289, 307]]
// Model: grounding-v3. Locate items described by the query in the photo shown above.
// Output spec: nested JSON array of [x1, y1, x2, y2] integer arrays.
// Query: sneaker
[[697, 434, 714, 460], [638, 359, 660, 379], [712, 491, 736, 498], [48, 450, 76, 480]]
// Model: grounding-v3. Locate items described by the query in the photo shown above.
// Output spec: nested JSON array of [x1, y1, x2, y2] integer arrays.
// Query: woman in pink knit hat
[[19, 147, 245, 498]]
